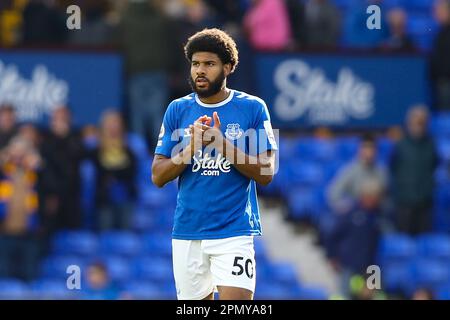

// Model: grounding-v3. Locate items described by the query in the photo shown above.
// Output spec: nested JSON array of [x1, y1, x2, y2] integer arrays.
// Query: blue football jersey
[[154, 89, 278, 240]]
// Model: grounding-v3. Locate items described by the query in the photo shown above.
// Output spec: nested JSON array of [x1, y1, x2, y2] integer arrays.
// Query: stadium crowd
[[0, 0, 449, 300]]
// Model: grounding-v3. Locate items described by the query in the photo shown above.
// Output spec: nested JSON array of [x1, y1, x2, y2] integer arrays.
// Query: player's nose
[[196, 65, 207, 75]]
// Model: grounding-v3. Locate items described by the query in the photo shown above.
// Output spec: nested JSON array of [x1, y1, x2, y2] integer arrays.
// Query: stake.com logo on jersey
[[166, 126, 279, 177]]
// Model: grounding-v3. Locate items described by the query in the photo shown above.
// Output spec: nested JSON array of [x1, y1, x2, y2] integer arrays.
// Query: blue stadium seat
[[267, 261, 300, 286], [31, 279, 78, 300], [52, 230, 98, 256], [323, 160, 347, 185], [382, 262, 411, 293], [120, 281, 164, 300], [435, 164, 450, 186], [80, 160, 96, 228], [94, 255, 132, 283], [308, 139, 337, 162], [0, 278, 30, 299], [140, 233, 173, 258], [332, 0, 355, 9], [286, 161, 324, 187], [40, 255, 86, 279], [377, 137, 394, 163], [407, 15, 435, 36], [417, 234, 450, 261], [254, 238, 270, 265], [132, 206, 158, 232], [433, 209, 450, 233], [99, 231, 142, 257], [335, 137, 359, 161], [436, 285, 450, 300], [254, 281, 292, 300], [431, 113, 450, 138], [435, 185, 450, 210], [410, 259, 450, 290], [138, 183, 177, 210], [157, 281, 177, 300], [127, 132, 149, 160], [412, 34, 434, 51], [132, 256, 173, 283], [383, 0, 407, 9], [136, 155, 153, 187], [408, 0, 434, 11], [378, 233, 416, 264], [296, 286, 329, 300], [287, 187, 323, 221], [294, 138, 336, 163], [278, 137, 299, 161], [437, 138, 450, 162]]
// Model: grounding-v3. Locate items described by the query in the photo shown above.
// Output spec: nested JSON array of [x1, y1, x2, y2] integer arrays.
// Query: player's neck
[[197, 87, 231, 105]]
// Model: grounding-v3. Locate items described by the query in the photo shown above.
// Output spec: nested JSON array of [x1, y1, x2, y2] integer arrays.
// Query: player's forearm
[[151, 145, 194, 188], [222, 139, 274, 186]]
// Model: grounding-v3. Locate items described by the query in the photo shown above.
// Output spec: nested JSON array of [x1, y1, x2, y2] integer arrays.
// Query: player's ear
[[223, 63, 232, 77]]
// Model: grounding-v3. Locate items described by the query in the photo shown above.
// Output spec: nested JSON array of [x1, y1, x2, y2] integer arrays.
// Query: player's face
[[189, 52, 229, 98]]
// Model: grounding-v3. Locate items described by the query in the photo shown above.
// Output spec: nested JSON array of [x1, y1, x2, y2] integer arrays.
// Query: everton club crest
[[225, 123, 243, 140]]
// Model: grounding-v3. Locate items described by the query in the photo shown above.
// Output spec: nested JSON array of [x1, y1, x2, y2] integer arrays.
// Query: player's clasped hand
[[190, 112, 223, 151]]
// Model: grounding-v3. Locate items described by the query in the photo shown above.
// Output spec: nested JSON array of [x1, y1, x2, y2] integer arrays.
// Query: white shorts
[[172, 236, 256, 300]]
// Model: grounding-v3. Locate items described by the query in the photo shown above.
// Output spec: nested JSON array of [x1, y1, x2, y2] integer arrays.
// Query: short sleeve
[[154, 101, 181, 158], [252, 98, 278, 155]]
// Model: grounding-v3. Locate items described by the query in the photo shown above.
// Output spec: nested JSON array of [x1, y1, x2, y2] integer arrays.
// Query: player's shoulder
[[169, 93, 196, 109], [233, 90, 267, 109]]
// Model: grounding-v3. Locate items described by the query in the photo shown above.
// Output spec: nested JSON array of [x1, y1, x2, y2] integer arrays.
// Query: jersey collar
[[195, 90, 234, 108]]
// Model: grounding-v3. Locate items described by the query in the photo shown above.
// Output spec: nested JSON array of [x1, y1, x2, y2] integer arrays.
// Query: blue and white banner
[[255, 54, 430, 129], [0, 50, 123, 126]]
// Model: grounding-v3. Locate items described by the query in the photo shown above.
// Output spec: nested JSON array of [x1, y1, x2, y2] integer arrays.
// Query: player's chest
[[178, 109, 251, 142]]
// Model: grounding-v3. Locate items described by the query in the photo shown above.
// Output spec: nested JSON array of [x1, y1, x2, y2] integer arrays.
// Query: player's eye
[[208, 62, 215, 66]]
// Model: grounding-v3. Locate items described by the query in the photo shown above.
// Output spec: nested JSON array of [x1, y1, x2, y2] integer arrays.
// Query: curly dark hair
[[184, 28, 239, 73]]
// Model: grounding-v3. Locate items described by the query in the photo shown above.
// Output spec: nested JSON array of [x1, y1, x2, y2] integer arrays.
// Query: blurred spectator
[[304, 0, 341, 49], [68, 0, 116, 47], [0, 136, 42, 281], [327, 179, 384, 299], [0, 0, 22, 47], [412, 287, 435, 300], [0, 104, 18, 150], [39, 106, 85, 236], [430, 0, 450, 110], [89, 110, 136, 231], [243, 0, 292, 51], [21, 0, 68, 46], [342, 0, 389, 49], [82, 124, 100, 150], [204, 0, 246, 28], [118, 0, 177, 149], [327, 134, 388, 214], [390, 105, 439, 235], [349, 275, 387, 300], [0, 0, 13, 11], [171, 0, 217, 98], [82, 261, 119, 300], [18, 123, 41, 149], [382, 8, 415, 52], [285, 0, 307, 49]]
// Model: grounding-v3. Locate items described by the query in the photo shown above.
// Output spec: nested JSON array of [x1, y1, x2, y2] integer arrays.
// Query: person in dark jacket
[[118, 0, 178, 149], [89, 110, 136, 231], [390, 105, 439, 235], [39, 106, 86, 235], [327, 179, 384, 299]]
